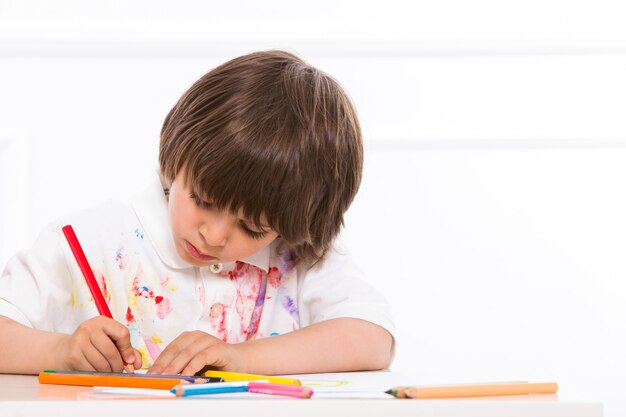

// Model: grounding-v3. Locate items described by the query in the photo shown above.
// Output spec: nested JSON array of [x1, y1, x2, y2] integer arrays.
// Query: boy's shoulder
[[49, 174, 166, 237], [44, 198, 143, 248]]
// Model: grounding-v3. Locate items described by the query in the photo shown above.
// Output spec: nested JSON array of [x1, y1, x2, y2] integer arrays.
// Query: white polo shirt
[[0, 175, 395, 367]]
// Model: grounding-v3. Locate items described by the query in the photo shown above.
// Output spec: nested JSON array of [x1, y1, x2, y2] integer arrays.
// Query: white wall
[[1, 2, 626, 416]]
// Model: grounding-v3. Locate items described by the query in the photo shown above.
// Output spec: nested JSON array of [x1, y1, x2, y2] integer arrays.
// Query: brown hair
[[159, 50, 363, 267]]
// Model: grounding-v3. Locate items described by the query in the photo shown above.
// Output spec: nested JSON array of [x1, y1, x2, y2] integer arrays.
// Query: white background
[[1, 1, 625, 415]]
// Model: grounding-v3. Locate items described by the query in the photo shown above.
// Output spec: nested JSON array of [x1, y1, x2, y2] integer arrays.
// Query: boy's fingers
[[160, 339, 213, 375], [132, 348, 143, 369], [147, 349, 174, 374], [182, 353, 214, 376], [147, 336, 187, 373], [148, 341, 190, 374], [83, 344, 112, 372], [71, 350, 97, 372], [99, 319, 136, 363], [89, 331, 125, 372]]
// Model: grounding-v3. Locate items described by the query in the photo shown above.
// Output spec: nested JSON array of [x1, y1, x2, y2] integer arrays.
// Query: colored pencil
[[201, 370, 301, 386], [42, 370, 221, 384], [62, 225, 113, 318], [62, 224, 132, 370], [171, 381, 250, 397], [247, 381, 313, 398], [385, 382, 558, 399], [38, 372, 193, 390]]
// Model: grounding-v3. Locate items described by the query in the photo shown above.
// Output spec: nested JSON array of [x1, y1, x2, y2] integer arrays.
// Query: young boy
[[0, 50, 394, 376]]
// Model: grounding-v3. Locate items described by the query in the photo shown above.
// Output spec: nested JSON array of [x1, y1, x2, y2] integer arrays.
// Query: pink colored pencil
[[247, 382, 314, 399]]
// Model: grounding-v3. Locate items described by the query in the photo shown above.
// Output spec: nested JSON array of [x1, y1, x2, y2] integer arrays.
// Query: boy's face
[[168, 173, 279, 268]]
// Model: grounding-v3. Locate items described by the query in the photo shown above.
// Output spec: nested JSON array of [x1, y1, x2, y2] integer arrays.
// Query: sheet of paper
[[81, 387, 175, 399]]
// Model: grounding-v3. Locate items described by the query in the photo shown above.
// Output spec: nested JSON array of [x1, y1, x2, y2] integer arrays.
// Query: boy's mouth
[[184, 240, 217, 261]]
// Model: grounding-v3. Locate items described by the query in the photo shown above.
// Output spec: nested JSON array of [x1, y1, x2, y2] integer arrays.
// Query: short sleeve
[[0, 226, 75, 330], [296, 246, 396, 339]]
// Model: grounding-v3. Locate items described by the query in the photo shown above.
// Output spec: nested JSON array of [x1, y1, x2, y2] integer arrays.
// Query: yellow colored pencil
[[201, 370, 301, 386]]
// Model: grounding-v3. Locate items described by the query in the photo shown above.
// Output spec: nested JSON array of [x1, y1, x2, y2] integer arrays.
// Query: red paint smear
[[156, 297, 171, 320], [132, 275, 159, 300], [155, 295, 163, 304], [95, 272, 111, 303], [210, 304, 228, 342], [267, 267, 281, 288], [197, 286, 206, 305], [217, 311, 227, 341], [126, 307, 135, 323]]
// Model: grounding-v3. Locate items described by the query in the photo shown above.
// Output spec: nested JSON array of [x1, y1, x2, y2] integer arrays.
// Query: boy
[[0, 50, 394, 375]]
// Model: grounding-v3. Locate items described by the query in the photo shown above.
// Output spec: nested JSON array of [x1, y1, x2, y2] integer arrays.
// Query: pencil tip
[[384, 389, 393, 395], [171, 385, 184, 397]]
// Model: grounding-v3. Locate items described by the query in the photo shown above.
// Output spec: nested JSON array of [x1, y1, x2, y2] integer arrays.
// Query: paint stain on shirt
[[209, 302, 228, 341], [156, 297, 171, 319], [95, 272, 111, 303], [126, 307, 135, 324], [281, 295, 300, 322], [70, 283, 79, 308], [144, 335, 163, 361], [277, 248, 296, 274], [196, 285, 206, 305], [267, 266, 281, 288], [131, 276, 172, 319], [115, 247, 128, 270]]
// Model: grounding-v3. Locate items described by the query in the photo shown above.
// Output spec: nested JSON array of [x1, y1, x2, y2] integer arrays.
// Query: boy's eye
[[190, 192, 269, 240], [240, 222, 267, 240], [190, 193, 213, 209]]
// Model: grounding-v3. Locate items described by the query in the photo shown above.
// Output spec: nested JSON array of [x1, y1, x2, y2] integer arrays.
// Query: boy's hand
[[57, 316, 142, 372], [147, 331, 243, 376]]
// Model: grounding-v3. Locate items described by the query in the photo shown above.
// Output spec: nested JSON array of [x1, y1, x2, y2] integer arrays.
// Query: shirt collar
[[131, 172, 270, 273]]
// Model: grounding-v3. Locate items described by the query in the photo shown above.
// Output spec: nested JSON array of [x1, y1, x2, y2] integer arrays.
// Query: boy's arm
[[149, 317, 393, 376], [0, 315, 68, 374], [0, 315, 141, 375], [238, 317, 393, 374]]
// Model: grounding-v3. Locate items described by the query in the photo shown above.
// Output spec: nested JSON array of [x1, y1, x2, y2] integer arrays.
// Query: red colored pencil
[[62, 225, 113, 318], [62, 224, 131, 370]]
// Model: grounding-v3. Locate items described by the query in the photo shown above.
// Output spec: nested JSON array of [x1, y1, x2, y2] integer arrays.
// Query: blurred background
[[1, 1, 625, 415]]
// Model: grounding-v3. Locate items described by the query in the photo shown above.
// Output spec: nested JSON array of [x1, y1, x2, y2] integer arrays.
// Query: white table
[[0, 373, 603, 417]]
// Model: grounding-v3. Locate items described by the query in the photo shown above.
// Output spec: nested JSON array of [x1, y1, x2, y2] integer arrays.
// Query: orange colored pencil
[[386, 382, 558, 399], [38, 372, 190, 390]]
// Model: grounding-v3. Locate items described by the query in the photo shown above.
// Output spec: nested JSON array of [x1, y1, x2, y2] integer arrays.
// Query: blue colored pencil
[[171, 381, 251, 397]]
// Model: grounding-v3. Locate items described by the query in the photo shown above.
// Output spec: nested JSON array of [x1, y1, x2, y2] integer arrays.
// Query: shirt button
[[209, 263, 223, 274], [210, 303, 224, 318]]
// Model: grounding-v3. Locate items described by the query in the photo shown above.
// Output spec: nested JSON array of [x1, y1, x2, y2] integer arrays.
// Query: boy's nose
[[199, 216, 230, 247]]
